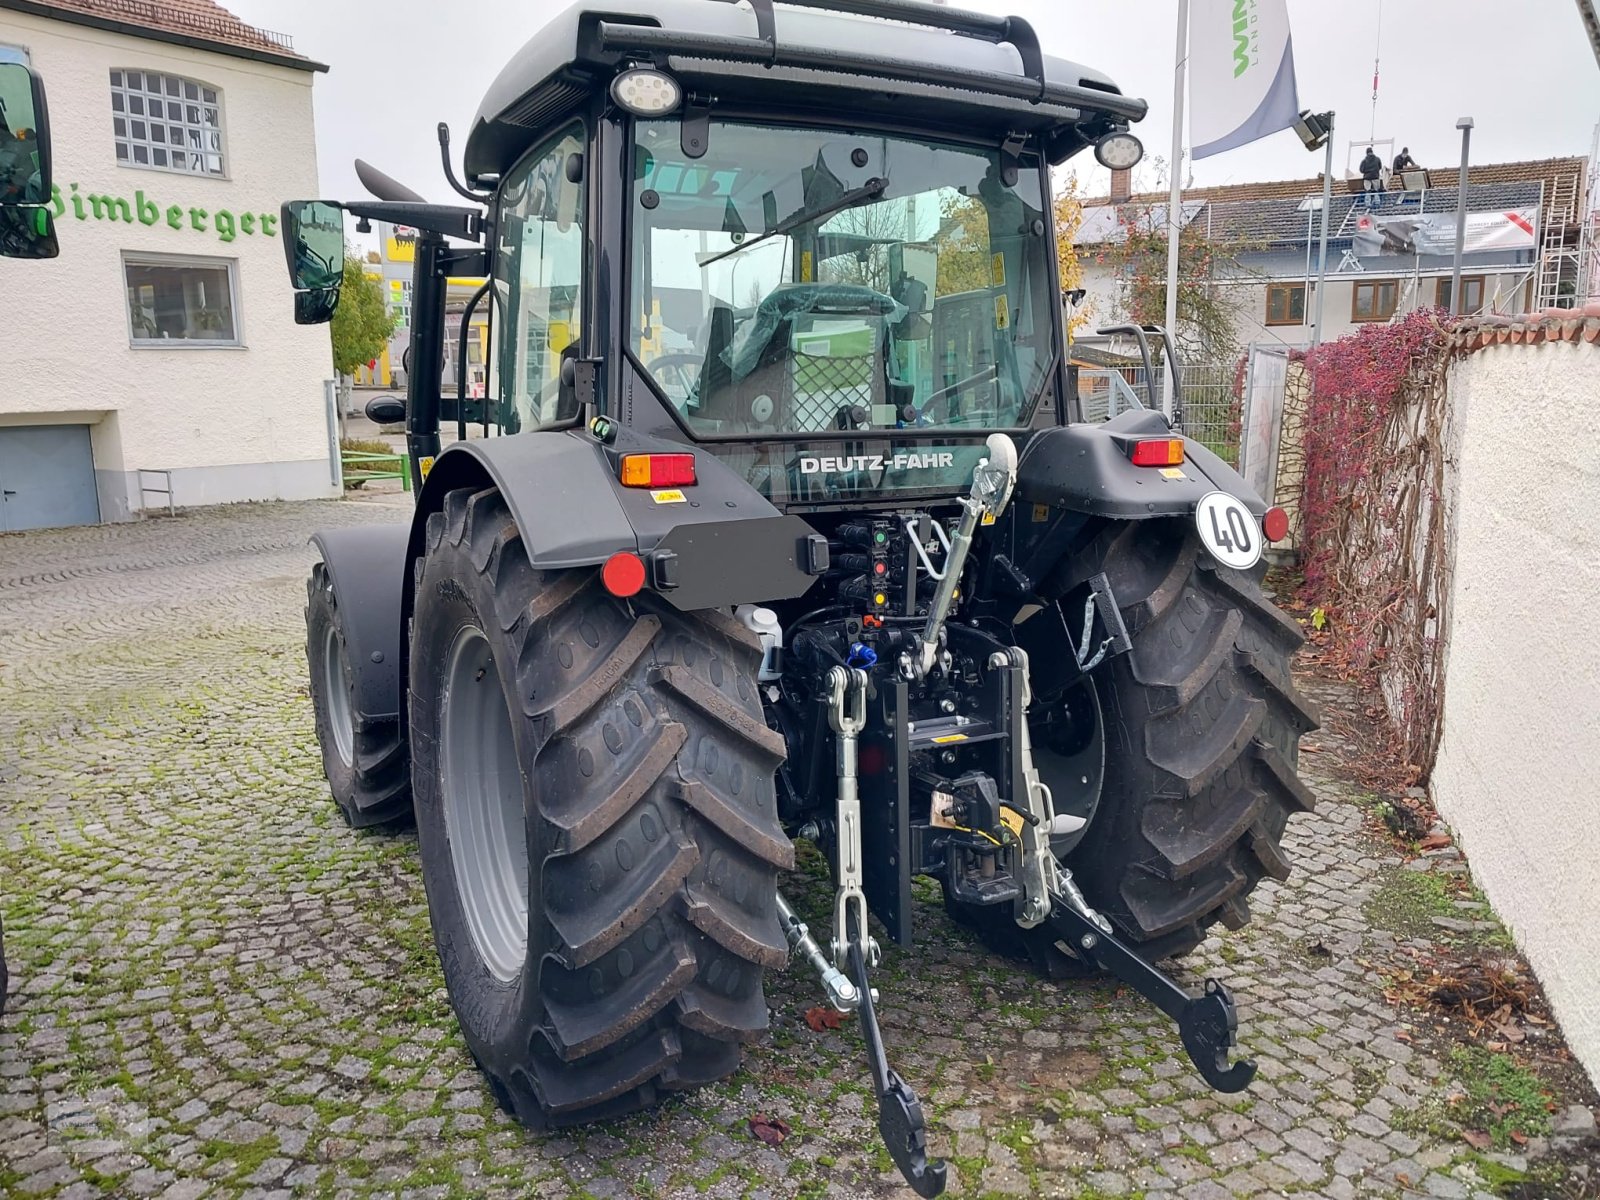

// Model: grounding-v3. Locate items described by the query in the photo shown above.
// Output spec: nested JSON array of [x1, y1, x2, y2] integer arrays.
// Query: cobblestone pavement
[[1, 502, 1594, 1200]]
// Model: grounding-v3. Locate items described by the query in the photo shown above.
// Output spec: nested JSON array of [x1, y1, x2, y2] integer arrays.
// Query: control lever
[[847, 937, 948, 1197], [906, 433, 1018, 679]]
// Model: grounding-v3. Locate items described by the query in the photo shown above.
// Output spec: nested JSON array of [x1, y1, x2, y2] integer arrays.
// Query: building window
[[1265, 283, 1306, 326], [1436, 275, 1485, 314], [1351, 279, 1400, 322], [0, 44, 30, 65], [109, 70, 224, 175], [124, 255, 240, 346]]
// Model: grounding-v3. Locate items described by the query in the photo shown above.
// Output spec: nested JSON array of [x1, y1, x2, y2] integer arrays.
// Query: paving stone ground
[[1, 500, 1594, 1200]]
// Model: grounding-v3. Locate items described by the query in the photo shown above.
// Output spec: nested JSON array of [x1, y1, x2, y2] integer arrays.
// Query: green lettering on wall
[[89, 194, 133, 222], [48, 182, 279, 240]]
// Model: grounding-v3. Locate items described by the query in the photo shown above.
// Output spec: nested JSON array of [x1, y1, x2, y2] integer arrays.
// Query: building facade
[[1075, 155, 1592, 360], [0, 0, 333, 530]]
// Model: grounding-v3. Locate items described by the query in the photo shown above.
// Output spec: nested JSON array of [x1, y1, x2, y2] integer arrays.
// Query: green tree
[[330, 254, 397, 377]]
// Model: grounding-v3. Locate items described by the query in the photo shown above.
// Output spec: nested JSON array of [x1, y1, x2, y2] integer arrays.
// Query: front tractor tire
[[306, 562, 412, 827], [953, 519, 1318, 970], [410, 486, 793, 1127]]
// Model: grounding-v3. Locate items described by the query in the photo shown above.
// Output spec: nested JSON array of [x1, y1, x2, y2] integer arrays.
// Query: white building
[[0, 0, 334, 530]]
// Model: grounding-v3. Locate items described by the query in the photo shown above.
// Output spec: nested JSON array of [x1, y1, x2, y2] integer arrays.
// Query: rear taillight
[[1263, 506, 1289, 542], [619, 453, 696, 488], [1127, 438, 1185, 467]]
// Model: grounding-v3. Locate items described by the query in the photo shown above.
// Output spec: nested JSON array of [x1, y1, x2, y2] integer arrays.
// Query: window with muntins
[[110, 70, 224, 175], [124, 255, 239, 346], [1352, 279, 1399, 322], [1265, 283, 1305, 326]]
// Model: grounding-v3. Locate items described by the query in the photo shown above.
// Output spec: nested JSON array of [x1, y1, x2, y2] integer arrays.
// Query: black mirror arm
[[340, 200, 483, 242], [456, 279, 492, 442]]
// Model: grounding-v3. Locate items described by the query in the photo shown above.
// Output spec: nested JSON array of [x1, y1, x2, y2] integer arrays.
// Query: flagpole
[[1161, 0, 1189, 421]]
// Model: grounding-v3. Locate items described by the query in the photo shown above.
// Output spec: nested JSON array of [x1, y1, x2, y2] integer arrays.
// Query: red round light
[[1262, 506, 1289, 543], [874, 562, 887, 575], [601, 552, 646, 597]]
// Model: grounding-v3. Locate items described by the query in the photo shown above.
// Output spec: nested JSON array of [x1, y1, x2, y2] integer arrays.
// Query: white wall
[[0, 11, 336, 514], [1432, 338, 1600, 1085]]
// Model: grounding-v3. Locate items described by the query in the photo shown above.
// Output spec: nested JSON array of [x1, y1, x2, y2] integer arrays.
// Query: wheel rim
[[440, 624, 529, 982], [322, 623, 355, 768]]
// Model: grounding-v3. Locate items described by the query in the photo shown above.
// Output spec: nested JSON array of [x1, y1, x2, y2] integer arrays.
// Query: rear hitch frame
[[1044, 901, 1257, 1093]]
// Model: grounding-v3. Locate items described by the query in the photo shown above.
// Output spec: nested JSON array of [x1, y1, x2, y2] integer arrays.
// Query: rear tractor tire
[[949, 519, 1319, 972], [305, 562, 411, 827], [410, 486, 793, 1127]]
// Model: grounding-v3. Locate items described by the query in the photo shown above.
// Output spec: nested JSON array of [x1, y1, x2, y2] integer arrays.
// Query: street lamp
[[1450, 117, 1475, 315], [1294, 110, 1336, 348]]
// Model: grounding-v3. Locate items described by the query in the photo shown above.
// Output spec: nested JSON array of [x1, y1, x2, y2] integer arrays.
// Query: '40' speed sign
[[1195, 491, 1262, 570]]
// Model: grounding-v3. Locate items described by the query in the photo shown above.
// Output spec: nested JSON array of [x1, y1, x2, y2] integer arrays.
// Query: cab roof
[[464, 0, 1145, 184]]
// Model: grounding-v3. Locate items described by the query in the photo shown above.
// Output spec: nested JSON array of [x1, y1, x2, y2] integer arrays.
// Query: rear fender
[[1016, 409, 1267, 520], [407, 428, 821, 615], [310, 525, 410, 724]]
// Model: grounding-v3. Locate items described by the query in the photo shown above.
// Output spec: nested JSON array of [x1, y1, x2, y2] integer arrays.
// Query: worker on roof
[[1360, 146, 1384, 208], [1393, 146, 1417, 173]]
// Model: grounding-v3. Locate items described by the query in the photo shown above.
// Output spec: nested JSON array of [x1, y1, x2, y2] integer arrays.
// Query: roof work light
[[610, 68, 683, 116]]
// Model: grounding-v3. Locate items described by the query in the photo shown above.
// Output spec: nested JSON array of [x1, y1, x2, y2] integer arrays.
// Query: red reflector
[[619, 453, 696, 488], [1263, 506, 1290, 543], [601, 552, 646, 597], [1129, 438, 1185, 467]]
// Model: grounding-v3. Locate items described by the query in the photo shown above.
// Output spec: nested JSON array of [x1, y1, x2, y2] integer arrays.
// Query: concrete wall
[[1431, 337, 1600, 1084], [0, 11, 336, 515]]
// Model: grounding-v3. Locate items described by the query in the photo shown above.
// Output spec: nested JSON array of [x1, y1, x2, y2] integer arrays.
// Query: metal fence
[[1077, 361, 1240, 465]]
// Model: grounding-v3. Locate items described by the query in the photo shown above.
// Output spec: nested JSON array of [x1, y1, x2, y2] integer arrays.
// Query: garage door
[[0, 424, 101, 532]]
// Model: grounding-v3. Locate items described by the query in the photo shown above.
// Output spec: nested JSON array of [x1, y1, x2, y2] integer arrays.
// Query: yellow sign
[[991, 252, 1006, 287], [1159, 467, 1187, 480], [651, 489, 687, 504], [994, 294, 1010, 330], [385, 225, 417, 263], [418, 456, 435, 480], [1032, 503, 1050, 522], [981, 511, 996, 526], [999, 807, 1024, 838], [800, 250, 814, 283], [931, 733, 968, 744]]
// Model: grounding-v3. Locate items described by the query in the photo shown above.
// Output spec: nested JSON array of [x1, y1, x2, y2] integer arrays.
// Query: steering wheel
[[643, 353, 704, 407], [907, 364, 1000, 425]]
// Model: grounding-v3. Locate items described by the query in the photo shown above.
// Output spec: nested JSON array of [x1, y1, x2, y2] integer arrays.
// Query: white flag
[[1189, 0, 1301, 160]]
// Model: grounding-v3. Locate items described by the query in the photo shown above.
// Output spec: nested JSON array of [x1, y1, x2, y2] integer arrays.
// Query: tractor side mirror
[[364, 394, 406, 424], [0, 204, 59, 259], [281, 199, 347, 291], [0, 63, 53, 207], [294, 286, 340, 325]]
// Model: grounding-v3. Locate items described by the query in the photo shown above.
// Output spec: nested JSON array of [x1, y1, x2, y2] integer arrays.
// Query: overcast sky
[[227, 0, 1597, 206]]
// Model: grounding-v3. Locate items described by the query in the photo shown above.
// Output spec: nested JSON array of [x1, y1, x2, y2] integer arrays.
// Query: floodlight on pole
[[1303, 110, 1335, 348], [1450, 116, 1475, 316]]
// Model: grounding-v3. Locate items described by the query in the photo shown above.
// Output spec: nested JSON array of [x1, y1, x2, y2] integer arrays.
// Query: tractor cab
[[281, 0, 1148, 508]]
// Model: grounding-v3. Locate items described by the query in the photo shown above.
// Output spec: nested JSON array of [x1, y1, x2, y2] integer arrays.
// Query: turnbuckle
[[825, 665, 875, 971]]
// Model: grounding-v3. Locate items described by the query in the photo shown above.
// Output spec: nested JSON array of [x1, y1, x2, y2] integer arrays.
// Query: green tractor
[[279, 2, 1316, 1191]]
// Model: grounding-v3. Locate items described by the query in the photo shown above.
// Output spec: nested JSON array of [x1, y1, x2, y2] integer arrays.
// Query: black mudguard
[[309, 525, 410, 730], [1016, 408, 1267, 519], [411, 426, 820, 611]]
